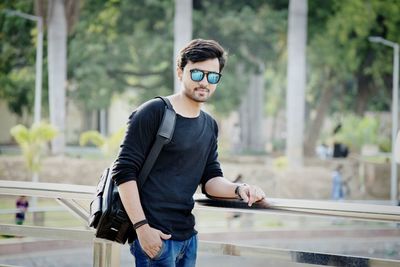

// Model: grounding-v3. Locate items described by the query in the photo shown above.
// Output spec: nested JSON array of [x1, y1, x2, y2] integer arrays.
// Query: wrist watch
[[235, 183, 247, 199]]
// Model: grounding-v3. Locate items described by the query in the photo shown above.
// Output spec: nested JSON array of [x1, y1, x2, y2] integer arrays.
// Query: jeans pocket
[[150, 241, 166, 261], [136, 240, 166, 261]]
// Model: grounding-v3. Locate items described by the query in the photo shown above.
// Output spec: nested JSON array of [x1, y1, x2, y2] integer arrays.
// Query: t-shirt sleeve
[[200, 119, 223, 194], [111, 99, 164, 186]]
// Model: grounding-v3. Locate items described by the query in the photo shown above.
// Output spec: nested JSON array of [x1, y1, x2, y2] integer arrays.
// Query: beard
[[183, 84, 211, 103], [187, 88, 210, 102]]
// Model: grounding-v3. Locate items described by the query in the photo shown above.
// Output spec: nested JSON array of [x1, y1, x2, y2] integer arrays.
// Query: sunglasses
[[190, 69, 222, 84]]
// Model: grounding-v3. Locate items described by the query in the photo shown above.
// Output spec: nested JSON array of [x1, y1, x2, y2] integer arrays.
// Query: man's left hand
[[237, 184, 266, 206]]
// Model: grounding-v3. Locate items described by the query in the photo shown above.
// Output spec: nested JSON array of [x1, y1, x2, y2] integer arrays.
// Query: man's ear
[[177, 67, 183, 81]]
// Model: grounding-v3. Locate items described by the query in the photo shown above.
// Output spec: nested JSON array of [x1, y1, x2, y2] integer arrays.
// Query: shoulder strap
[[137, 96, 176, 189], [156, 96, 173, 110]]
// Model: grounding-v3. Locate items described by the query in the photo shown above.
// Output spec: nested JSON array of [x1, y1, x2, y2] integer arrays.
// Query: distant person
[[331, 165, 344, 201], [316, 143, 330, 159], [15, 196, 29, 225], [332, 122, 349, 158], [333, 143, 349, 158]]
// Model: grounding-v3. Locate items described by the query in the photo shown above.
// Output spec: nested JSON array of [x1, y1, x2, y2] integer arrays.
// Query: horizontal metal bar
[[0, 224, 94, 241], [0, 180, 94, 200], [1, 180, 399, 222], [194, 195, 400, 222]]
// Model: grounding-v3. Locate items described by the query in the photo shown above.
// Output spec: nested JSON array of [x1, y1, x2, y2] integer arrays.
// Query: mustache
[[195, 87, 209, 92]]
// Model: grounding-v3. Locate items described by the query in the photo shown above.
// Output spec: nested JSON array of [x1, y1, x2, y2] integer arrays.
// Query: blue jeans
[[130, 235, 197, 267]]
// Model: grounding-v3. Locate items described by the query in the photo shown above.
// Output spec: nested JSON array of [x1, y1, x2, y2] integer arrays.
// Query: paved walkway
[[1, 229, 400, 267], [0, 242, 300, 267]]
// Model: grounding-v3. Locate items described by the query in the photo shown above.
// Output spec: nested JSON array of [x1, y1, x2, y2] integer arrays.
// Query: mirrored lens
[[191, 70, 204, 82], [207, 73, 220, 84]]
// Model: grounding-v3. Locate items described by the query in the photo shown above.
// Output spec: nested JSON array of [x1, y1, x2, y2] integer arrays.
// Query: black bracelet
[[133, 219, 148, 230]]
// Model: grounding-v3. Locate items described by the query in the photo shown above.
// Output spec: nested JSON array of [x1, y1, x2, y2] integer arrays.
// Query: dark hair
[[177, 39, 227, 72]]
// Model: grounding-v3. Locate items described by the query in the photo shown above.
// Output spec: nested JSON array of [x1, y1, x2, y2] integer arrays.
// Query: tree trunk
[[99, 109, 107, 136], [239, 64, 266, 153], [355, 75, 371, 116], [173, 0, 192, 93], [304, 86, 334, 156], [286, 0, 308, 168], [47, 0, 67, 155]]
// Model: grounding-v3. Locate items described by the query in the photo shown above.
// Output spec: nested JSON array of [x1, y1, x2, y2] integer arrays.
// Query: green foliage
[[3, 0, 400, 138], [66, 0, 289, 117], [79, 127, 126, 157], [68, 0, 174, 111], [378, 137, 391, 153], [79, 131, 105, 147], [307, 0, 400, 115], [334, 115, 380, 151], [10, 122, 58, 172], [194, 1, 287, 116], [0, 1, 37, 116]]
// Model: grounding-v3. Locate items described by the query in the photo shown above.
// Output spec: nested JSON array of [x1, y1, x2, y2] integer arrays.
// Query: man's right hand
[[136, 224, 171, 259]]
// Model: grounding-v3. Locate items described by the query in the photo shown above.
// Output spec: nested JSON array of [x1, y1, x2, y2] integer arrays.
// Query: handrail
[[0, 180, 94, 200], [1, 180, 400, 267], [194, 196, 400, 222], [0, 224, 94, 241], [1, 180, 399, 222]]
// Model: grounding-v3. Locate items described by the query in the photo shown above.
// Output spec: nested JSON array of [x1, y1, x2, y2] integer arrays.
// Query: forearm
[[204, 176, 239, 198], [205, 176, 266, 206], [117, 180, 146, 223], [118, 180, 171, 258]]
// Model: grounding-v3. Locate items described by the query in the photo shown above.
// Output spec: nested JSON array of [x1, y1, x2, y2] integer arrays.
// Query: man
[[112, 39, 266, 267]]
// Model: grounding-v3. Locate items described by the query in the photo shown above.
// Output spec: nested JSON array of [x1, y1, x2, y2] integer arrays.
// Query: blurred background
[[0, 1, 400, 266], [1, 0, 399, 201]]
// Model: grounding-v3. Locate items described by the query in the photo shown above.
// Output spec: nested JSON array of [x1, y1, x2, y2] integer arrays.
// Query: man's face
[[177, 58, 220, 103]]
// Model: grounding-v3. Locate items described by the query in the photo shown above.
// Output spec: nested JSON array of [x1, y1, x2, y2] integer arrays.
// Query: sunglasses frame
[[189, 69, 222, 85]]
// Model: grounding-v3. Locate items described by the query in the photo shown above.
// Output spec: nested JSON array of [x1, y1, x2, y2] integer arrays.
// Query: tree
[[10, 122, 57, 207], [173, 0, 192, 93], [46, 0, 68, 155], [193, 0, 287, 153], [10, 122, 57, 174], [68, 0, 175, 111], [0, 1, 37, 120], [303, 0, 400, 156]]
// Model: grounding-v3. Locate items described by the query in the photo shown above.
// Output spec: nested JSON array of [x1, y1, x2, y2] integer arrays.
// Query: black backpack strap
[[156, 96, 173, 110], [137, 97, 176, 189]]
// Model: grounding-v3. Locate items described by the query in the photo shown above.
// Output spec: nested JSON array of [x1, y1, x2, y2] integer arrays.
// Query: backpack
[[88, 97, 176, 244]]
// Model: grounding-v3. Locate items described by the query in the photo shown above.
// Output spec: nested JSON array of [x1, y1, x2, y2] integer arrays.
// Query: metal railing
[[0, 180, 399, 267]]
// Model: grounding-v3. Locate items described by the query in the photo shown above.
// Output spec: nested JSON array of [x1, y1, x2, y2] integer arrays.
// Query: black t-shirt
[[112, 98, 223, 240]]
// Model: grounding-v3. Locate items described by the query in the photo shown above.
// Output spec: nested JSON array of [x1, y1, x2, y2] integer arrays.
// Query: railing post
[[93, 238, 120, 267]]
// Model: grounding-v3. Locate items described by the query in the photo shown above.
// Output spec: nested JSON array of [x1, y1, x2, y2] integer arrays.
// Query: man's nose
[[198, 75, 208, 86]]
